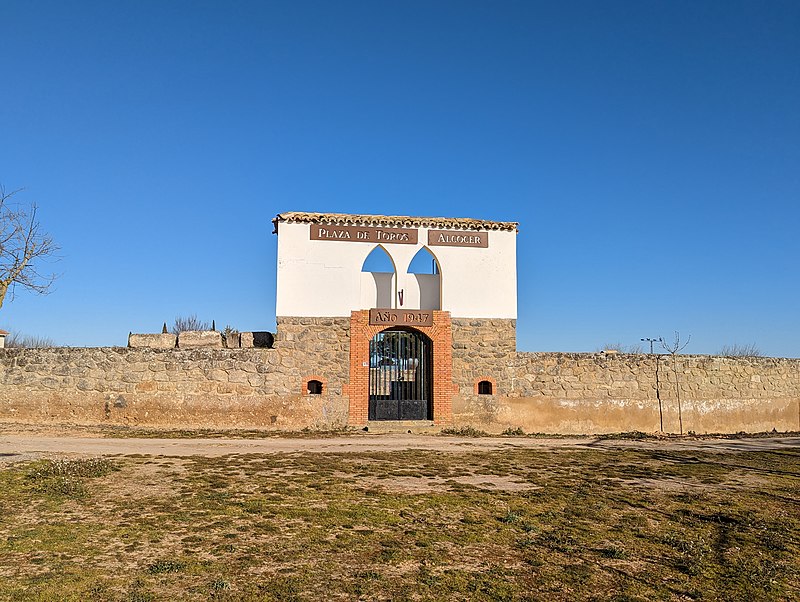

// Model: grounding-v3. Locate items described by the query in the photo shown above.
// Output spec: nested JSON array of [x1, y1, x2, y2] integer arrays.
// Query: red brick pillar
[[344, 310, 454, 426]]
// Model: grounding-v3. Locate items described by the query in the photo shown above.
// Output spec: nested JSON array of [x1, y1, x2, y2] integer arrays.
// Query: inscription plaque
[[428, 229, 488, 248], [369, 308, 433, 327], [311, 224, 418, 244]]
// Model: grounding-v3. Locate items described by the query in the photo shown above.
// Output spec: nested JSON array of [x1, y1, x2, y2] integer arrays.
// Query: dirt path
[[1, 431, 798, 460]]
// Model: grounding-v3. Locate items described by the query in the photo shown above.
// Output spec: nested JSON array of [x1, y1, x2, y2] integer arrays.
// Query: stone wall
[[0, 320, 798, 434], [274, 316, 350, 396], [452, 352, 800, 434], [451, 318, 516, 395], [0, 318, 351, 429], [0, 346, 348, 430]]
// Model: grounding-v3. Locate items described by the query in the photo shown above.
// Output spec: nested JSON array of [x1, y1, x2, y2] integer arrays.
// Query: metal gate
[[368, 329, 432, 421]]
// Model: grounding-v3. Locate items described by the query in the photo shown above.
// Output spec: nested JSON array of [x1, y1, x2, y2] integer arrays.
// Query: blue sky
[[1, 1, 798, 356]]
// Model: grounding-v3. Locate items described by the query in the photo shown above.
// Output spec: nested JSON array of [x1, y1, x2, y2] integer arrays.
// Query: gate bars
[[368, 329, 431, 420]]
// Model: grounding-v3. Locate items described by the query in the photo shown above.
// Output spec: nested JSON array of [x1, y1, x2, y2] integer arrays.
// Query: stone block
[[253, 332, 274, 348], [224, 332, 240, 349], [228, 370, 249, 384], [178, 330, 223, 349], [128, 333, 176, 349], [240, 331, 274, 349]]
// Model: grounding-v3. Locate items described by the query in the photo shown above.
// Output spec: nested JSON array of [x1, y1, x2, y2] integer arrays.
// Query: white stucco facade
[[274, 214, 517, 319]]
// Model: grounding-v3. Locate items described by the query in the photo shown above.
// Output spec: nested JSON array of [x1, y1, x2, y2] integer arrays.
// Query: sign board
[[311, 224, 418, 244], [310, 224, 490, 248], [428, 229, 488, 248], [369, 309, 433, 327]]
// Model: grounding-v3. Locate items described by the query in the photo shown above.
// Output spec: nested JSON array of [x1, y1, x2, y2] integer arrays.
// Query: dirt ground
[[0, 423, 797, 460]]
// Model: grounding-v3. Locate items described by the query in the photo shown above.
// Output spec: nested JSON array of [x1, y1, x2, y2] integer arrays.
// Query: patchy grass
[[0, 447, 798, 600], [101, 425, 359, 439], [439, 425, 489, 437], [596, 430, 654, 440], [25, 457, 117, 498], [0, 423, 360, 439]]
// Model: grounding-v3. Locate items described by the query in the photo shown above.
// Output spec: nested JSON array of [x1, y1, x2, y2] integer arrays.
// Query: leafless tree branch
[[0, 186, 60, 310], [660, 331, 691, 435], [171, 314, 211, 334]]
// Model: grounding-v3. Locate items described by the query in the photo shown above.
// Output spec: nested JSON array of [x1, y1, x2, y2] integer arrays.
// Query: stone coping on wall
[[273, 211, 519, 232], [515, 352, 800, 364], [2, 347, 798, 364], [128, 331, 274, 350], [0, 346, 277, 356]]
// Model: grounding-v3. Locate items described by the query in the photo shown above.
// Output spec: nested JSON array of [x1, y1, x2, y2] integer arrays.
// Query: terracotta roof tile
[[273, 212, 518, 232]]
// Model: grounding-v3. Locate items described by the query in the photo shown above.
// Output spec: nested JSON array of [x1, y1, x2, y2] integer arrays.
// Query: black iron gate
[[369, 329, 432, 421]]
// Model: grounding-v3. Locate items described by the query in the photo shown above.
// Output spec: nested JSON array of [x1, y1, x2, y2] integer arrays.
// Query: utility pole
[[641, 337, 661, 354]]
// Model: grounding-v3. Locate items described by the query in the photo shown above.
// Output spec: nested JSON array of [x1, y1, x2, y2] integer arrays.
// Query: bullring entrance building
[[3, 212, 795, 435], [273, 212, 518, 426]]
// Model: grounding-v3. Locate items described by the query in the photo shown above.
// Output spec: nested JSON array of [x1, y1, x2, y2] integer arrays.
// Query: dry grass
[[0, 447, 798, 601]]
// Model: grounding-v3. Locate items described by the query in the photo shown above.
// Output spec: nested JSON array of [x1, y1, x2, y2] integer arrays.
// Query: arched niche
[[408, 246, 440, 274], [404, 247, 441, 310], [360, 245, 396, 309]]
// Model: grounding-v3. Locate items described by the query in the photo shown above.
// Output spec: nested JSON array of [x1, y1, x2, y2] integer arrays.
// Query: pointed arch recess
[[361, 244, 397, 273], [404, 246, 441, 311], [361, 245, 397, 309], [407, 246, 441, 275]]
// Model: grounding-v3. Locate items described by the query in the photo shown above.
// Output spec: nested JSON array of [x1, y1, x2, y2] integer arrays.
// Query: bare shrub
[[171, 314, 210, 334], [4, 332, 55, 347], [718, 343, 762, 357], [597, 343, 644, 354]]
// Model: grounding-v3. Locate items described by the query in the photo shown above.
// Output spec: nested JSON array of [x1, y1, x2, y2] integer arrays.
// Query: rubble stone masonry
[[0, 317, 351, 429], [0, 328, 798, 433], [451, 318, 517, 396], [452, 352, 800, 434]]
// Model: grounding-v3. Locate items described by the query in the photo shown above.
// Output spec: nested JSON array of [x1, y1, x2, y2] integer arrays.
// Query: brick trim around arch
[[344, 310, 456, 426], [301, 375, 328, 396], [474, 376, 498, 395]]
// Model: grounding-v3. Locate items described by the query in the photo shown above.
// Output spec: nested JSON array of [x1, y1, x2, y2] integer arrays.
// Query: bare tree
[[655, 349, 663, 432], [660, 331, 691, 435], [171, 314, 211, 334], [0, 186, 59, 310], [717, 343, 762, 357]]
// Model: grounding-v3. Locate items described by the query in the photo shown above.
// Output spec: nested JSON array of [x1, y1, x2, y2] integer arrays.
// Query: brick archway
[[344, 310, 455, 425]]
